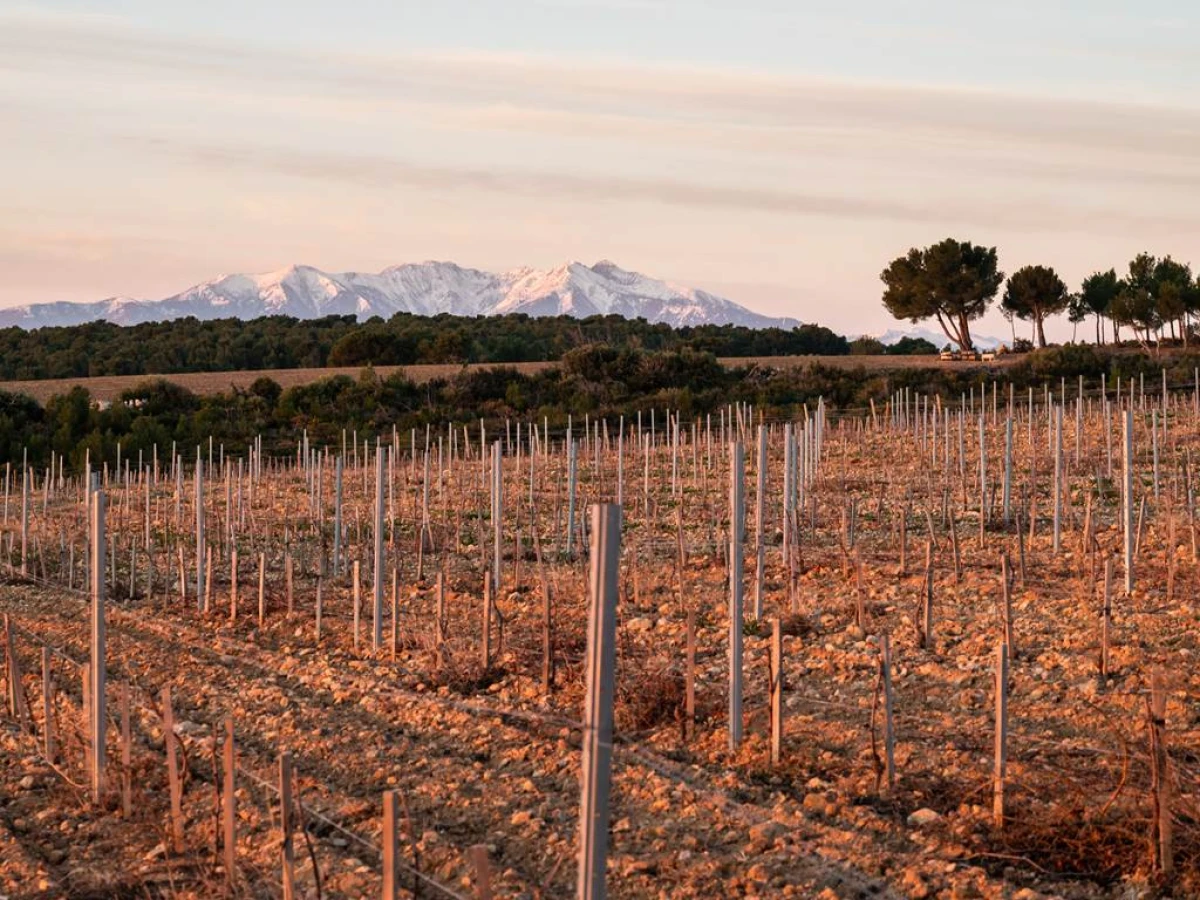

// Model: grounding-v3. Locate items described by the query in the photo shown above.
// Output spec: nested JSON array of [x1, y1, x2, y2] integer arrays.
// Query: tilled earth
[[2, 411, 1199, 898], [2, 519, 1195, 900]]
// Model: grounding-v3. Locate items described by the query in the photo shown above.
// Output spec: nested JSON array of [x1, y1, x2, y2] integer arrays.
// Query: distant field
[[727, 354, 1022, 372], [0, 363, 547, 404], [0, 354, 1019, 404]]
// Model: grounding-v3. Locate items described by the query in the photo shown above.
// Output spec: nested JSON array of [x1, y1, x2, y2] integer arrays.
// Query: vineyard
[[1, 374, 1199, 899]]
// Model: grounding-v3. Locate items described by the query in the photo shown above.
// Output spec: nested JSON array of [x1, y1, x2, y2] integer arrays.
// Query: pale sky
[[4, 0, 1200, 341]]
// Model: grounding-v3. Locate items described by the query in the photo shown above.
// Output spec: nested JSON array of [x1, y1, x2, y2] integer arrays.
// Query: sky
[[4, 0, 1200, 342]]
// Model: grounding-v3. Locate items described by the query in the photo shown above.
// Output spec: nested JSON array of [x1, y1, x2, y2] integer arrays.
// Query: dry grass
[[0, 362, 557, 404], [0, 354, 1018, 404], [726, 354, 1023, 372]]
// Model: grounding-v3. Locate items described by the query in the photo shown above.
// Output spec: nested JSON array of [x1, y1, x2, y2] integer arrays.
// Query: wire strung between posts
[[233, 764, 471, 900], [1, 605, 473, 900]]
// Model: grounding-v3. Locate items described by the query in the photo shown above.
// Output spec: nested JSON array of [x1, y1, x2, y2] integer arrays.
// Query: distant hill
[[875, 326, 1003, 351]]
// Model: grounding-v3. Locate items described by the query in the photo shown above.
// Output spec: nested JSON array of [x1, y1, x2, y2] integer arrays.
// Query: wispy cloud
[[5, 8, 1200, 161], [160, 141, 1200, 237], [182, 143, 942, 221]]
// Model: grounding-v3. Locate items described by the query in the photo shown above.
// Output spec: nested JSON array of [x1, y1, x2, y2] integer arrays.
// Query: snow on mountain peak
[[0, 260, 801, 331], [874, 327, 1003, 351]]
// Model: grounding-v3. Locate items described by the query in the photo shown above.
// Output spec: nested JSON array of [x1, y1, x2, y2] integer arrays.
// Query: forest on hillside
[[0, 313, 855, 380]]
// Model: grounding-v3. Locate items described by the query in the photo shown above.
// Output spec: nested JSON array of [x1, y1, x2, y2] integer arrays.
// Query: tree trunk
[[933, 311, 961, 350], [1133, 328, 1152, 355], [1036, 317, 1047, 348], [1095, 314, 1101, 346], [957, 312, 974, 352]]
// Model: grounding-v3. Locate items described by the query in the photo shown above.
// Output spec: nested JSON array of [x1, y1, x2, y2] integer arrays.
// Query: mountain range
[[874, 327, 1004, 351], [0, 260, 800, 331]]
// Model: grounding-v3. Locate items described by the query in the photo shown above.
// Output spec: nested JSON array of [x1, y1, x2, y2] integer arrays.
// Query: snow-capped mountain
[[876, 327, 1004, 351], [0, 261, 799, 331]]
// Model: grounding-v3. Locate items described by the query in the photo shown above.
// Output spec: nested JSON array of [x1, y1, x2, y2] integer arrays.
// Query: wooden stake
[[879, 633, 896, 792], [204, 545, 213, 613], [1100, 559, 1112, 687], [258, 554, 267, 628], [949, 512, 961, 582], [1123, 409, 1134, 594], [435, 572, 446, 670], [728, 442, 744, 751], [391, 569, 399, 662], [1166, 509, 1177, 602], [120, 684, 131, 818], [162, 686, 185, 853], [223, 718, 236, 889], [1017, 517, 1028, 586], [993, 641, 1008, 831], [89, 488, 106, 802], [382, 790, 400, 900], [229, 548, 238, 622], [81, 666, 90, 774], [481, 572, 492, 670], [920, 540, 934, 650], [352, 560, 361, 652], [279, 751, 296, 900], [41, 647, 54, 762], [471, 844, 493, 900], [285, 552, 294, 615], [1148, 669, 1172, 876], [374, 445, 386, 652], [1001, 554, 1015, 658], [4, 616, 31, 731], [577, 504, 621, 900], [769, 619, 783, 766], [685, 609, 696, 741], [754, 424, 767, 620]]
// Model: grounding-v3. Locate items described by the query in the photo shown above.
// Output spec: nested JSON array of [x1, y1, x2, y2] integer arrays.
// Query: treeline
[[0, 313, 850, 381], [0, 342, 1190, 470], [882, 238, 1199, 352]]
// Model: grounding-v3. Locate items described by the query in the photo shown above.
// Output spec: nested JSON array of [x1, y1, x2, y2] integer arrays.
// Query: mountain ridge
[[875, 326, 1003, 351], [0, 260, 800, 331]]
